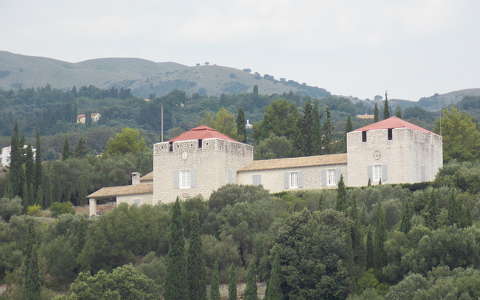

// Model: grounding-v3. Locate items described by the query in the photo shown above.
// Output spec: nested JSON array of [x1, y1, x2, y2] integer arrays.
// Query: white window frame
[[373, 164, 383, 183], [289, 171, 299, 189], [179, 170, 192, 189], [327, 169, 336, 186], [252, 174, 262, 186]]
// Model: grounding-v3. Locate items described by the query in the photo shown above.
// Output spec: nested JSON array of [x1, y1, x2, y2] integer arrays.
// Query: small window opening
[[169, 142, 173, 152], [362, 131, 367, 142], [388, 128, 393, 140], [198, 139, 203, 148]]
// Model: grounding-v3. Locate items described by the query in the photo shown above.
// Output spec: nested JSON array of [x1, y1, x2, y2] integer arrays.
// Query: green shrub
[[26, 205, 42, 216], [50, 202, 75, 217]]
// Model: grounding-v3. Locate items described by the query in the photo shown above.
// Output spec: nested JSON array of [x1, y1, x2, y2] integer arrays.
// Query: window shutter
[[321, 170, 327, 186], [191, 170, 196, 188], [174, 170, 179, 189], [284, 172, 289, 189], [335, 169, 341, 184], [382, 165, 388, 182], [253, 175, 261, 185], [368, 166, 373, 181], [298, 171, 304, 188]]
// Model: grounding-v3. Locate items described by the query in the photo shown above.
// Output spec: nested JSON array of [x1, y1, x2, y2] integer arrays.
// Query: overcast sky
[[1, 0, 479, 100]]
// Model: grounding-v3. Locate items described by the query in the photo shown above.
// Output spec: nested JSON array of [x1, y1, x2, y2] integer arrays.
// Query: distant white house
[[77, 112, 102, 124], [245, 120, 253, 129], [1, 145, 36, 167]]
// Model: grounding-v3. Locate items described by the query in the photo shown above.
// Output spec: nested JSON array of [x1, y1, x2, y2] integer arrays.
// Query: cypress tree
[[344, 116, 353, 152], [244, 261, 258, 300], [425, 194, 439, 229], [399, 201, 412, 233], [210, 261, 220, 300], [366, 228, 374, 269], [297, 102, 315, 156], [236, 108, 247, 143], [447, 192, 462, 226], [165, 199, 187, 300], [374, 204, 387, 269], [265, 251, 282, 300], [187, 214, 207, 300], [312, 103, 322, 154], [9, 123, 24, 197], [395, 106, 402, 118], [75, 137, 88, 158], [34, 133, 42, 198], [62, 137, 70, 160], [253, 85, 259, 97], [228, 265, 237, 300], [23, 220, 41, 300], [367, 178, 372, 187], [373, 104, 379, 122], [322, 107, 333, 154], [25, 146, 34, 189], [336, 175, 347, 212], [383, 92, 390, 119]]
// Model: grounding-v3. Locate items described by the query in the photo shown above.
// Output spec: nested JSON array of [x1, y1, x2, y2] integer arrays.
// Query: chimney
[[131, 172, 141, 185]]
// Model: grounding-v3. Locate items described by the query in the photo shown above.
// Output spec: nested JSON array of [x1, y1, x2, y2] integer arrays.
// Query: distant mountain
[[0, 51, 330, 98], [417, 89, 480, 111]]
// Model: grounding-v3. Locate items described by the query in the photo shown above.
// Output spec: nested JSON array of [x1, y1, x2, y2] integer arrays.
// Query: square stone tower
[[347, 117, 443, 186], [152, 126, 253, 204]]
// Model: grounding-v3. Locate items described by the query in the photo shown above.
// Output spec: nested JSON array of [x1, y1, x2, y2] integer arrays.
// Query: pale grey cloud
[[0, 0, 478, 100]]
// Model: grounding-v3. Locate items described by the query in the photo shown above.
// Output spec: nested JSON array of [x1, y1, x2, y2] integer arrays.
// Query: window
[[198, 139, 203, 148], [362, 131, 367, 142], [169, 142, 173, 152], [289, 172, 299, 189], [252, 175, 262, 186], [373, 165, 382, 183], [179, 170, 191, 189], [327, 169, 336, 186], [388, 128, 393, 140], [133, 199, 142, 206]]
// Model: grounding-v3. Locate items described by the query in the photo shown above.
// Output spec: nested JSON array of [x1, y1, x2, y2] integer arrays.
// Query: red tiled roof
[[353, 116, 433, 134], [169, 125, 238, 142]]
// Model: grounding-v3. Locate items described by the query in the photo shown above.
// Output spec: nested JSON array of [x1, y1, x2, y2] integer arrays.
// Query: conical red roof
[[169, 125, 238, 142], [353, 116, 433, 134]]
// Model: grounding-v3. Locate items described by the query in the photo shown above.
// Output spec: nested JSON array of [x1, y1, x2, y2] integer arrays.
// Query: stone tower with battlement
[[347, 116, 443, 187], [152, 126, 253, 204]]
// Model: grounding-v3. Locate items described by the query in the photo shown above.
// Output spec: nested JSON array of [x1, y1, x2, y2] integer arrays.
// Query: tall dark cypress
[[383, 91, 390, 119], [165, 199, 187, 300], [297, 102, 315, 156], [366, 228, 374, 270], [9, 123, 24, 197], [312, 103, 322, 154], [228, 265, 237, 300], [62, 137, 70, 160], [210, 261, 220, 300], [244, 261, 258, 300], [75, 137, 88, 158], [25, 146, 34, 188], [336, 175, 347, 212], [236, 108, 247, 143], [344, 116, 353, 152], [187, 214, 207, 300], [373, 104, 379, 122], [322, 107, 333, 154], [265, 251, 282, 300], [34, 133, 42, 198], [23, 220, 41, 300], [374, 204, 387, 269], [399, 201, 412, 233]]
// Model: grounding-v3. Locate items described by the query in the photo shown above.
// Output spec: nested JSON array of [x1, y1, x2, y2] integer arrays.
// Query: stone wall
[[153, 138, 253, 204], [237, 164, 347, 193], [347, 128, 443, 187], [117, 193, 153, 206]]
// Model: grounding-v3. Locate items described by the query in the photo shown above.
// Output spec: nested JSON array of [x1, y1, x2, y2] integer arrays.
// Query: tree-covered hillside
[[0, 51, 330, 98]]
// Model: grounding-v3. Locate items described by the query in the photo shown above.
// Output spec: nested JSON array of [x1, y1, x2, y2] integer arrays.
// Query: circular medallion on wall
[[182, 151, 188, 160], [373, 150, 381, 160]]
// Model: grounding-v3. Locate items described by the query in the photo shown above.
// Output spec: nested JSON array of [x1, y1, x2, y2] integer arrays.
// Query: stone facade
[[237, 164, 347, 193], [153, 138, 253, 204], [347, 127, 443, 186]]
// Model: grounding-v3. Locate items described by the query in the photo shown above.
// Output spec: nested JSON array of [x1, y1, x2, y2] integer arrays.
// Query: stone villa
[[88, 116, 443, 216]]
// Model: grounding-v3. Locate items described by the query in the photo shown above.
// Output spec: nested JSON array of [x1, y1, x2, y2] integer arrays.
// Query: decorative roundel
[[373, 150, 381, 160], [182, 151, 188, 160]]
